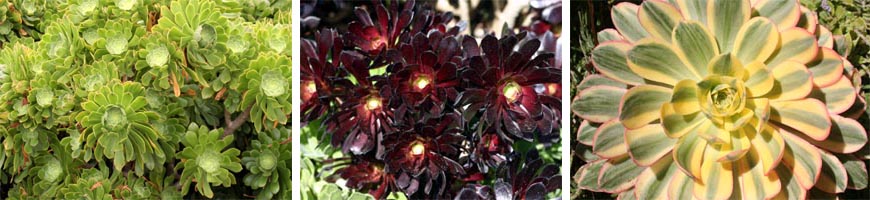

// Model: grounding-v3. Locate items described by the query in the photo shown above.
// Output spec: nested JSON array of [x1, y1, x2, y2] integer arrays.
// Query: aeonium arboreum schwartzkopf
[[302, 0, 562, 199]]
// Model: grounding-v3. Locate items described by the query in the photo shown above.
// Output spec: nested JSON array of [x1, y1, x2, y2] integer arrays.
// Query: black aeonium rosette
[[301, 0, 562, 199]]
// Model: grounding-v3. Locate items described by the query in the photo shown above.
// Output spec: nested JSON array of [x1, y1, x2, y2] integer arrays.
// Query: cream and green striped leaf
[[723, 109, 753, 132], [717, 126, 751, 162], [796, 6, 818, 33], [837, 154, 868, 190], [668, 171, 694, 199], [815, 150, 847, 193], [812, 76, 857, 114], [748, 123, 784, 174], [661, 103, 704, 138], [708, 53, 744, 78], [593, 120, 628, 158], [612, 2, 649, 42], [597, 28, 624, 43], [807, 115, 867, 154], [617, 188, 637, 200], [770, 99, 831, 141], [627, 39, 700, 85], [591, 41, 645, 85], [697, 120, 729, 144], [774, 164, 808, 199], [765, 28, 818, 67], [638, 1, 683, 42], [707, 0, 749, 53], [733, 17, 779, 64], [806, 48, 845, 87], [619, 85, 671, 129], [674, 0, 708, 25], [781, 132, 822, 190], [765, 61, 813, 101], [634, 156, 679, 199], [625, 124, 676, 166], [752, 0, 800, 30], [694, 145, 733, 200], [575, 160, 606, 191], [574, 86, 627, 123], [576, 74, 627, 91], [748, 99, 771, 131], [736, 148, 781, 200], [742, 61, 775, 97], [670, 79, 701, 115], [576, 120, 596, 145], [673, 21, 717, 76], [673, 128, 707, 179], [817, 26, 834, 48], [598, 155, 645, 193]]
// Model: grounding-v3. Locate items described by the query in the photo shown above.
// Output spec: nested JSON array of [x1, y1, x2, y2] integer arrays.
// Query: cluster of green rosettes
[[0, 0, 291, 199], [574, 0, 867, 199]]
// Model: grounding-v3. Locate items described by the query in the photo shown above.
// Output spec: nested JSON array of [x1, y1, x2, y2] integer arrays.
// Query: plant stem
[[223, 105, 253, 138]]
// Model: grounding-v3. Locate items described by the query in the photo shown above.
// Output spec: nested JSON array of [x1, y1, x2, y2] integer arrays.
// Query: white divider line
[[291, 1, 302, 199], [561, 0, 571, 199]]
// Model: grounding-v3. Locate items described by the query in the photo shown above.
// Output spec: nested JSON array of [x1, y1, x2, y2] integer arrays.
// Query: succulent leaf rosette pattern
[[0, 0, 291, 199], [75, 81, 164, 176], [302, 0, 562, 199], [241, 127, 292, 200], [176, 123, 242, 198], [573, 0, 869, 199]]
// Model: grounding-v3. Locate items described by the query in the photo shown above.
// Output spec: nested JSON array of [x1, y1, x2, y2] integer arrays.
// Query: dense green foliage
[[0, 0, 292, 199]]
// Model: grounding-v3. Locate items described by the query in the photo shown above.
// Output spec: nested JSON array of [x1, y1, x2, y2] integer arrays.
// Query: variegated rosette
[[573, 0, 868, 199]]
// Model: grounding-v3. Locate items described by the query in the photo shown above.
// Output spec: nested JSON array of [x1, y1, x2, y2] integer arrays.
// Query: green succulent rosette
[[0, 0, 58, 44], [0, 44, 36, 118], [29, 156, 65, 194], [95, 19, 144, 61], [252, 22, 291, 56], [176, 123, 242, 198], [57, 167, 114, 200], [39, 18, 86, 67], [75, 81, 164, 175], [239, 53, 291, 132], [215, 0, 291, 22], [153, 0, 229, 70], [10, 138, 83, 199], [573, 0, 868, 199], [115, 172, 160, 199], [242, 127, 292, 200], [136, 34, 185, 92], [73, 60, 121, 98]]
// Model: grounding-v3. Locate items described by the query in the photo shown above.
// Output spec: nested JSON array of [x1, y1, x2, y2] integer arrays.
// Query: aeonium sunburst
[[573, 0, 868, 199]]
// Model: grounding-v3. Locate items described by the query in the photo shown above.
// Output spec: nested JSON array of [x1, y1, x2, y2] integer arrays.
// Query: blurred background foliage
[[570, 0, 870, 199]]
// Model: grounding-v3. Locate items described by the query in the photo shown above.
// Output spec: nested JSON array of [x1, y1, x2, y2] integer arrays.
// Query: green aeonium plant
[[242, 127, 291, 200], [573, 0, 868, 199], [0, 0, 292, 199], [57, 167, 115, 200], [176, 123, 242, 198], [153, 0, 228, 70], [75, 81, 164, 175], [239, 53, 292, 132]]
